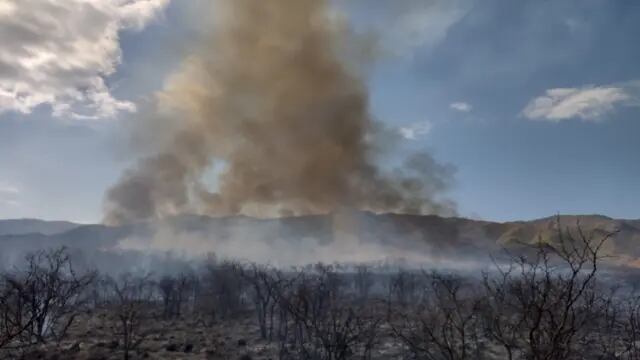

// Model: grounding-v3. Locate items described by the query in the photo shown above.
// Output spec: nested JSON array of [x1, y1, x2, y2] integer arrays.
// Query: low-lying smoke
[[104, 0, 455, 225], [114, 214, 487, 270]]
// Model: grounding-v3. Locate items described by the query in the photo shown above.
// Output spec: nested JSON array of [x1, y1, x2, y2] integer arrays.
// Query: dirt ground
[[1, 309, 407, 360]]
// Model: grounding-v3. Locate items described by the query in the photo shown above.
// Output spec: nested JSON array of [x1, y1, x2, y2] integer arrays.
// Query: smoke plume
[[104, 0, 455, 225]]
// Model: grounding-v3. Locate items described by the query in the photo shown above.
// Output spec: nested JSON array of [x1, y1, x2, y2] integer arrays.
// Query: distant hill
[[492, 214, 640, 265], [0, 219, 80, 236], [1, 212, 639, 267]]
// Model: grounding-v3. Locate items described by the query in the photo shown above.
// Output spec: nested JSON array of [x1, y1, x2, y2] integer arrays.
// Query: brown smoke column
[[104, 0, 456, 225]]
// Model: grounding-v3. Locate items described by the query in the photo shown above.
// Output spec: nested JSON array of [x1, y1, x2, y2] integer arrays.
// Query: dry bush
[[196, 260, 247, 323], [158, 272, 196, 319], [241, 264, 290, 340], [390, 271, 485, 360], [353, 264, 374, 304], [481, 220, 618, 360], [277, 264, 382, 360], [106, 273, 155, 360], [0, 247, 95, 349], [387, 268, 421, 309]]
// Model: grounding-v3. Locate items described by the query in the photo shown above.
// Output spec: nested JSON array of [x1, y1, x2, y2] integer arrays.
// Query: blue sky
[[0, 0, 639, 222]]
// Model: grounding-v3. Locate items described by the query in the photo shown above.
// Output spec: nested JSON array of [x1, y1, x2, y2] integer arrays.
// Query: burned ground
[[2, 221, 640, 360]]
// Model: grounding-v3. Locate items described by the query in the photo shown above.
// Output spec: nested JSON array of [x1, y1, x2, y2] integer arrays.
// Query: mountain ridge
[[0, 218, 80, 236], [1, 212, 639, 266]]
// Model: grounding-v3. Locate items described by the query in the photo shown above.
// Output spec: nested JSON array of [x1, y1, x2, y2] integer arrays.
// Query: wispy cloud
[[522, 84, 637, 121], [0, 182, 19, 195], [349, 0, 471, 58], [0, 199, 20, 207], [450, 101, 472, 112], [399, 121, 432, 140], [0, 0, 170, 121], [0, 181, 20, 208]]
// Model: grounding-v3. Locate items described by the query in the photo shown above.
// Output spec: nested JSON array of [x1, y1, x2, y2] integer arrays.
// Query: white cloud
[[0, 181, 20, 207], [0, 182, 19, 195], [450, 101, 472, 112], [522, 85, 631, 121], [388, 1, 468, 55], [348, 0, 471, 58], [0, 0, 170, 120], [0, 199, 20, 207], [564, 18, 582, 33], [399, 121, 432, 140]]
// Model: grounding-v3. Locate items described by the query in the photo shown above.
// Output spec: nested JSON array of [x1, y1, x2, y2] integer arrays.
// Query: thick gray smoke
[[104, 0, 455, 225]]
